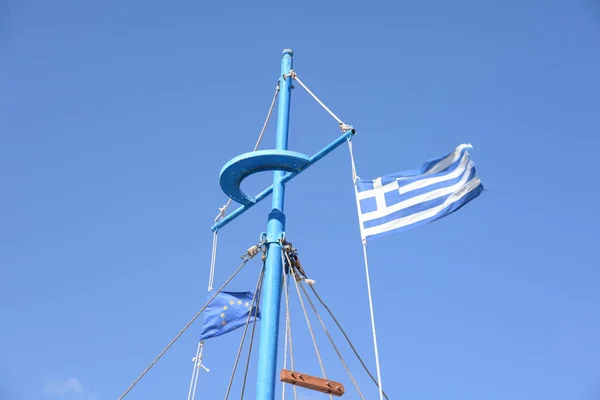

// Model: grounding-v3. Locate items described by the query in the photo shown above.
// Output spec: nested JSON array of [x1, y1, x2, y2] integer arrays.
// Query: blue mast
[[212, 49, 355, 400], [118, 49, 357, 400], [255, 48, 293, 400]]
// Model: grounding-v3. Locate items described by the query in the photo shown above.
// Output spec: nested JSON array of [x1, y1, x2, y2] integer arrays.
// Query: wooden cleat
[[280, 369, 345, 397]]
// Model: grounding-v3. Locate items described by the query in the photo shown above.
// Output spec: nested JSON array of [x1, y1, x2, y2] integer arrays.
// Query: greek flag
[[355, 144, 483, 241]]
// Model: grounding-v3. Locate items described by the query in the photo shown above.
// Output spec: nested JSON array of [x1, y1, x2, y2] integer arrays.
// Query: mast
[[119, 49, 359, 400], [210, 48, 354, 398], [255, 48, 294, 400]]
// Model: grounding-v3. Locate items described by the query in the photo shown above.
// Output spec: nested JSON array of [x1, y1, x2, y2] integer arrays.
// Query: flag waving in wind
[[355, 143, 483, 241], [199, 291, 261, 341]]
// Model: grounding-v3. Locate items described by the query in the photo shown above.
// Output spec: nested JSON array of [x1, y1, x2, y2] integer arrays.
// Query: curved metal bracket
[[212, 127, 355, 232], [219, 150, 310, 206]]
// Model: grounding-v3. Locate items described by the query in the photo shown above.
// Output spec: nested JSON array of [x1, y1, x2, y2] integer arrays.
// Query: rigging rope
[[239, 269, 263, 400], [282, 274, 290, 372], [208, 231, 219, 291], [359, 243, 384, 400], [290, 72, 345, 127], [346, 138, 360, 181], [283, 249, 365, 399], [346, 139, 385, 400], [189, 79, 279, 400], [215, 82, 280, 221], [307, 283, 390, 400], [281, 249, 298, 400], [283, 242, 389, 399], [224, 266, 265, 399], [187, 341, 201, 400], [188, 340, 206, 400], [253, 82, 280, 152], [294, 278, 366, 400], [288, 262, 333, 400], [118, 244, 262, 400], [192, 71, 383, 400], [293, 70, 387, 398], [190, 222, 221, 400]]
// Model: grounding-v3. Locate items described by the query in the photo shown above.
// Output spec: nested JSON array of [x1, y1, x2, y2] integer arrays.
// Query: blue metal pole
[[255, 49, 294, 400]]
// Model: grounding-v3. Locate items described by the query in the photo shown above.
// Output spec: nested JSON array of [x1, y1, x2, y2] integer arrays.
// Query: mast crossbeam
[[212, 128, 355, 232]]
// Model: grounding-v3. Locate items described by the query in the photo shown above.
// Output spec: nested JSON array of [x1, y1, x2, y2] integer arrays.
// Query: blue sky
[[2, 0, 600, 399]]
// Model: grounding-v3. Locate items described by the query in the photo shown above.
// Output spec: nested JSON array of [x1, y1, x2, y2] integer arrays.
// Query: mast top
[[282, 48, 294, 56]]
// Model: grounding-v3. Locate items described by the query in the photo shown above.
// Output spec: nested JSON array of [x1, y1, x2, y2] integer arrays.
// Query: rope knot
[[243, 245, 260, 260], [340, 123, 352, 132]]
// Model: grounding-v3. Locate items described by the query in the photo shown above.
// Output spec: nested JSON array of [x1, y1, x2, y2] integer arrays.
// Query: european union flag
[[199, 291, 261, 340]]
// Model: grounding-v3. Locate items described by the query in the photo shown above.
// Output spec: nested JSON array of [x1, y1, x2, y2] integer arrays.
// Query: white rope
[[289, 264, 333, 400], [346, 139, 384, 400], [281, 272, 289, 400], [346, 139, 360, 182], [359, 243, 384, 400], [118, 249, 257, 399], [208, 231, 218, 291], [196, 226, 219, 400], [215, 83, 280, 221], [188, 82, 276, 400], [190, 341, 206, 400], [190, 206, 222, 400], [306, 283, 390, 399], [291, 72, 343, 125], [291, 72, 346, 127], [200, 83, 278, 394], [224, 268, 264, 399], [253, 82, 280, 152], [295, 279, 366, 400], [187, 341, 202, 400], [282, 287, 289, 372], [281, 249, 297, 400]]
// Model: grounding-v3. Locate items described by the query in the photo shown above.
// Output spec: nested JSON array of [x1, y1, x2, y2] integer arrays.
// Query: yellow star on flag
[[237, 300, 242, 305], [220, 313, 225, 318], [229, 300, 234, 305], [221, 321, 227, 326], [245, 302, 250, 308], [223, 305, 228, 311]]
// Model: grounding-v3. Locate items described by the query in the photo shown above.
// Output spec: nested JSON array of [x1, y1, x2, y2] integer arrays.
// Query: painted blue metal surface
[[211, 127, 355, 232], [308, 127, 355, 164], [210, 49, 356, 399], [255, 49, 294, 400], [219, 150, 310, 206]]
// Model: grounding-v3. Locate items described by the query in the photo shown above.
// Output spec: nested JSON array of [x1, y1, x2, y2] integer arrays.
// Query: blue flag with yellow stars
[[198, 291, 261, 340]]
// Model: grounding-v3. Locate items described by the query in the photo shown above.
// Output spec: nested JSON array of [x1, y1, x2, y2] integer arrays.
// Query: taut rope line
[[118, 244, 263, 400]]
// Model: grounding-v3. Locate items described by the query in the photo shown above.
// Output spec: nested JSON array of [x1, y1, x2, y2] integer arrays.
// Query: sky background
[[2, 0, 600, 399]]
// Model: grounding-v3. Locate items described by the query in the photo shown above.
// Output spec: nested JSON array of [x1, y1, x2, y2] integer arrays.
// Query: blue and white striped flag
[[355, 144, 483, 241]]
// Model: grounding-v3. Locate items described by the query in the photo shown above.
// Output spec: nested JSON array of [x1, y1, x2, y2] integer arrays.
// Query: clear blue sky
[[2, 1, 600, 399]]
